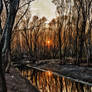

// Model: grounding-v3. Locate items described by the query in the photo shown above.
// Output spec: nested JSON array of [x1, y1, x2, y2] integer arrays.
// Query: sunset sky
[[30, 0, 57, 22]]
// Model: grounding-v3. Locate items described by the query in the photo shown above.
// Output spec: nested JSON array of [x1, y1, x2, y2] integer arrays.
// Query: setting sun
[[46, 40, 53, 48], [47, 40, 50, 44], [46, 40, 52, 45], [46, 40, 52, 47]]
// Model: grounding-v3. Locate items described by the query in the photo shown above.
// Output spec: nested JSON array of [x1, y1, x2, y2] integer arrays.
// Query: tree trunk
[[2, 0, 20, 71], [79, 20, 86, 64], [58, 28, 62, 60], [87, 20, 92, 65], [63, 31, 66, 63], [75, 18, 79, 64], [74, 6, 80, 64], [0, 51, 7, 92], [0, 0, 7, 91]]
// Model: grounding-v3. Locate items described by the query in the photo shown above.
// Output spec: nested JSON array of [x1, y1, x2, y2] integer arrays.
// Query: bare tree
[[31, 16, 47, 59], [74, 0, 92, 64], [52, 0, 72, 61], [52, 0, 65, 60], [0, 0, 20, 91]]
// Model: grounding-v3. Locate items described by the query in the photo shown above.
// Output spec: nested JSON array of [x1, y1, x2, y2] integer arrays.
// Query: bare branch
[[13, 3, 30, 30], [18, 0, 34, 10]]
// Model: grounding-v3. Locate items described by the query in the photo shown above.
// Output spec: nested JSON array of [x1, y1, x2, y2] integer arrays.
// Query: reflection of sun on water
[[45, 71, 53, 77], [21, 69, 91, 92]]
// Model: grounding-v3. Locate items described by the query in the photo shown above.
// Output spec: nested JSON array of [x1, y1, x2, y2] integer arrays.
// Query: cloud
[[30, 0, 57, 22]]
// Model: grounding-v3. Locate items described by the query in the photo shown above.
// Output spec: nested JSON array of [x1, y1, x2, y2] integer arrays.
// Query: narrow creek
[[19, 66, 92, 92]]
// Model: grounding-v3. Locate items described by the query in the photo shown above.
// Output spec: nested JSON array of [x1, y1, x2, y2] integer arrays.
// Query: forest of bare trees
[[10, 0, 92, 65], [0, 0, 92, 91]]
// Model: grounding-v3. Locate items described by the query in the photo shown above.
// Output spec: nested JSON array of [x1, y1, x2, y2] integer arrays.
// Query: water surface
[[20, 67, 92, 92]]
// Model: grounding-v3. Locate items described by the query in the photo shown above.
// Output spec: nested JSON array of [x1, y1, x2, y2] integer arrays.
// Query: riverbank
[[0, 67, 40, 92]]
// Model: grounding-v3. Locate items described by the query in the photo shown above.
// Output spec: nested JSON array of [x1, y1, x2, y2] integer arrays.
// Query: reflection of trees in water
[[20, 68, 92, 92]]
